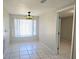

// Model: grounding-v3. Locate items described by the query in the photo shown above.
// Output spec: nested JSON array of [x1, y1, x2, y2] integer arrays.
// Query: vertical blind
[[14, 19, 36, 37]]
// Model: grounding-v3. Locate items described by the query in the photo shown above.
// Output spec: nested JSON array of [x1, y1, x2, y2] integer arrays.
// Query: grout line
[[7, 42, 62, 59], [26, 49, 31, 59]]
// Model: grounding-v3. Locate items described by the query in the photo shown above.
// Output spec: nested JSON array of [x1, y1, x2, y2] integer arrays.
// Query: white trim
[[70, 5, 75, 59], [56, 5, 74, 13], [56, 14, 61, 54]]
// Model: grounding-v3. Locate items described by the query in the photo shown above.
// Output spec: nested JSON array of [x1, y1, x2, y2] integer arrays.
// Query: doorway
[[60, 15, 73, 59], [56, 5, 75, 59]]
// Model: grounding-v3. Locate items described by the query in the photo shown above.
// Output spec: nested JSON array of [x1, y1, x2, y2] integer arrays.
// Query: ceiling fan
[[40, 0, 47, 3]]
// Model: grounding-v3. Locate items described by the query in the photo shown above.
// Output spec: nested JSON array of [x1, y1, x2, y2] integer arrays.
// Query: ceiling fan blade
[[40, 0, 47, 3]]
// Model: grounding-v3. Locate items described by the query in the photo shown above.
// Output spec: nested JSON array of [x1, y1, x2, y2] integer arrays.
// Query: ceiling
[[4, 0, 75, 15]]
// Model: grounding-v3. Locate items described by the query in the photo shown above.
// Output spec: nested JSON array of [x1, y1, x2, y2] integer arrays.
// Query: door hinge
[[58, 32, 60, 35]]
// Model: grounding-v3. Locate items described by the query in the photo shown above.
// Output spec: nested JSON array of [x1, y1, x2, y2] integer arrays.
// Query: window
[[14, 19, 36, 37]]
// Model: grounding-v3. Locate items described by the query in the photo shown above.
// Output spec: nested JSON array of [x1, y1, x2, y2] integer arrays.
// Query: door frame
[[56, 5, 75, 59]]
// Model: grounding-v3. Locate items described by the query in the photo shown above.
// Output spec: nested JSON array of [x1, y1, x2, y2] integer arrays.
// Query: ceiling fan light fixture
[[26, 15, 33, 19], [26, 11, 33, 19], [40, 0, 47, 3]]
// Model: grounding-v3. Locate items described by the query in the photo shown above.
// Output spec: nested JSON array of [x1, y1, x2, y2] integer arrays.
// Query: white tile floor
[[59, 39, 71, 59], [4, 40, 71, 59]]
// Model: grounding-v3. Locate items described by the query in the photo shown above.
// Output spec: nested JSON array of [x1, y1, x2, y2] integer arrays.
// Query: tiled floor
[[4, 40, 71, 59], [4, 42, 53, 59], [60, 39, 71, 59]]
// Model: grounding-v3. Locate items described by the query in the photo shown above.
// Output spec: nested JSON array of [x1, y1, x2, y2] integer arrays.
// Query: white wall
[[39, 9, 57, 54], [3, 7, 10, 55]]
